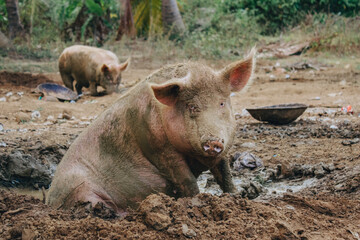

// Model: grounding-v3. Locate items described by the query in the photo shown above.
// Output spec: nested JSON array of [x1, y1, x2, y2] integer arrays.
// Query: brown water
[[0, 186, 45, 201]]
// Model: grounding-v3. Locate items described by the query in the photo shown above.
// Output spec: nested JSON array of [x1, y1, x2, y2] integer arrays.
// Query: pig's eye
[[220, 102, 225, 107]]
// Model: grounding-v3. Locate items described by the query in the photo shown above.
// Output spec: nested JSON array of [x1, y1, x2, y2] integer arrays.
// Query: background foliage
[[0, 0, 359, 61], [220, 0, 360, 34]]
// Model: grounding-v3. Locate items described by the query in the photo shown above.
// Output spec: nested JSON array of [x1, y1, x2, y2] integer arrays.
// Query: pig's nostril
[[203, 144, 210, 151], [214, 146, 222, 153]]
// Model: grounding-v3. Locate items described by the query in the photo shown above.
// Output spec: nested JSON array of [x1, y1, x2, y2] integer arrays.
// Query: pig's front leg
[[164, 157, 200, 198], [89, 82, 99, 96], [75, 83, 83, 95], [210, 158, 236, 193]]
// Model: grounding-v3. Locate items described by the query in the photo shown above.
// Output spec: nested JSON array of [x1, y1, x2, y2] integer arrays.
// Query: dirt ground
[[0, 55, 359, 239]]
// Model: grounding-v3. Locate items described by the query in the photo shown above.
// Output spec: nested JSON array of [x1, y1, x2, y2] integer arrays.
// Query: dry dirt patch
[[0, 71, 54, 88]]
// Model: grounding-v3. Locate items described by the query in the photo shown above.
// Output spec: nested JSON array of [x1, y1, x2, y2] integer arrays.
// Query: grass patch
[[285, 14, 360, 56], [0, 57, 58, 73]]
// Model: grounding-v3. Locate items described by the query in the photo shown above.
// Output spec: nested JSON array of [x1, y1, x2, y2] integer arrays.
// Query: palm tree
[[121, 0, 185, 38], [161, 0, 185, 35], [5, 0, 25, 39], [116, 0, 136, 40]]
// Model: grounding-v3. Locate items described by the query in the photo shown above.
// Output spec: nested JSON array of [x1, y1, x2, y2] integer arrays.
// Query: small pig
[[47, 48, 256, 214], [59, 45, 129, 96]]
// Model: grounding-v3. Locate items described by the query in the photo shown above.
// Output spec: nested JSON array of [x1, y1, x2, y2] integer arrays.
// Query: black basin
[[246, 103, 308, 125]]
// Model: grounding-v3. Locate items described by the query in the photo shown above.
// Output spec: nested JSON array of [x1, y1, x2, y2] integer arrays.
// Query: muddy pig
[[59, 45, 129, 96], [47, 48, 256, 215]]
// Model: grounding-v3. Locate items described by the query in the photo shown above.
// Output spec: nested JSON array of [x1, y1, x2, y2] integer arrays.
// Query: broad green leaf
[[84, 0, 103, 16]]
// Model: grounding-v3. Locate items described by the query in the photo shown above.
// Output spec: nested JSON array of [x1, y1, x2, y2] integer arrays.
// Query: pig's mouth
[[104, 84, 118, 94]]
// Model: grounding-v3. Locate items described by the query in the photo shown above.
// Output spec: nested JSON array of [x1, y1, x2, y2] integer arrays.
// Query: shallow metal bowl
[[246, 103, 308, 125], [35, 83, 78, 101]]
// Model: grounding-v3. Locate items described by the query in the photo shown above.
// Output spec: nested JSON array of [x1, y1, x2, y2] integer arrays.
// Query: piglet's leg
[[210, 158, 236, 193]]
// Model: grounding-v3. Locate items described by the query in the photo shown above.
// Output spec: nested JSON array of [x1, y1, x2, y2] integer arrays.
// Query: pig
[[58, 45, 129, 96], [47, 48, 256, 215]]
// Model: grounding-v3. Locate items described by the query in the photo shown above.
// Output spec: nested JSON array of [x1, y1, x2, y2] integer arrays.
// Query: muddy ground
[[0, 56, 359, 239]]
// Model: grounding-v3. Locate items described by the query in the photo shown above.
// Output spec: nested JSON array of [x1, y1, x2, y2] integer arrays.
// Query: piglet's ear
[[101, 64, 110, 73], [151, 83, 181, 106], [118, 58, 130, 72], [221, 47, 256, 92]]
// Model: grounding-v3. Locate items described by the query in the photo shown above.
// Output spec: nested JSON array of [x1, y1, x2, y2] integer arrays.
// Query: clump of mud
[[0, 71, 53, 88], [1, 189, 359, 239]]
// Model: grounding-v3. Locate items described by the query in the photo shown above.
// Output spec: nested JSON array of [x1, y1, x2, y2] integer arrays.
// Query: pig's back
[[60, 45, 119, 67]]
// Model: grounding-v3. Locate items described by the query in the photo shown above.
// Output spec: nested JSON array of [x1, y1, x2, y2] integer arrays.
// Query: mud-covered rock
[[313, 163, 327, 178], [0, 138, 68, 189], [0, 151, 53, 188], [238, 181, 264, 199], [233, 152, 263, 170]]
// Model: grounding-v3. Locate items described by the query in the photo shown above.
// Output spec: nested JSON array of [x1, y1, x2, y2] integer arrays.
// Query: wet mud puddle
[[2, 174, 317, 205], [198, 170, 318, 199]]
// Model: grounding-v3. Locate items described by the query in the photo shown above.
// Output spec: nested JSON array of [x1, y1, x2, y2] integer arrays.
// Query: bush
[[0, 0, 7, 33], [218, 0, 360, 34], [1, 0, 121, 45], [181, 0, 260, 59]]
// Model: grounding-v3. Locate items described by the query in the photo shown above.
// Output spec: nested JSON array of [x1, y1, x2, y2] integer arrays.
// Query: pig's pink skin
[[47, 49, 256, 214], [59, 45, 129, 96]]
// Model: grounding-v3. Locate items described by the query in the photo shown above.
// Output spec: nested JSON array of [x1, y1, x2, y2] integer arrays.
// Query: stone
[[233, 152, 263, 170], [240, 142, 256, 148], [182, 224, 197, 238]]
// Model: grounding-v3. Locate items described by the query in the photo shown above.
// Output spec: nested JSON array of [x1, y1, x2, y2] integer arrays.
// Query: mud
[[0, 189, 359, 239], [0, 56, 360, 239]]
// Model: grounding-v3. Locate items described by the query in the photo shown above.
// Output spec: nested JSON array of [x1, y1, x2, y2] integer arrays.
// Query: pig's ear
[[118, 58, 130, 72], [101, 64, 110, 73], [221, 47, 256, 92], [151, 83, 181, 106]]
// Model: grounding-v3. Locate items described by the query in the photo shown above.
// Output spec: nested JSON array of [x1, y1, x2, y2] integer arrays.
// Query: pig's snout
[[202, 140, 224, 156]]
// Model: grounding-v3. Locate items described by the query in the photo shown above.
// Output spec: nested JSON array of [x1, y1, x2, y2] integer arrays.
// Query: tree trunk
[[5, 0, 25, 39], [161, 0, 185, 35], [116, 0, 136, 40]]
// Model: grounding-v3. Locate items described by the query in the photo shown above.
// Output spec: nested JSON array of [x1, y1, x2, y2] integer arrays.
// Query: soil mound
[[1, 190, 359, 239], [0, 71, 53, 88]]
